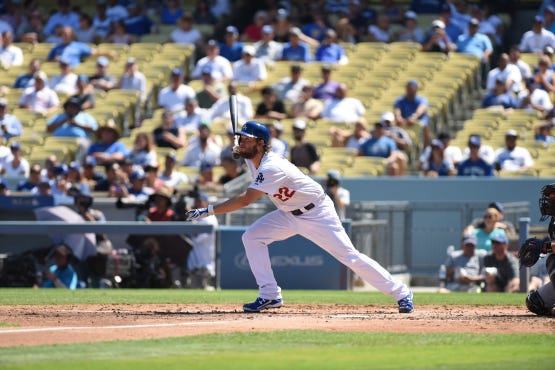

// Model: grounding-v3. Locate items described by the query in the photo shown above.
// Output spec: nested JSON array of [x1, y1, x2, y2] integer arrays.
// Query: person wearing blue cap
[[69, 74, 96, 111], [89, 57, 116, 92], [440, 233, 487, 293], [484, 230, 520, 293], [394, 79, 430, 148], [252, 24, 283, 63], [190, 39, 233, 82], [126, 168, 152, 202], [219, 25, 244, 62], [457, 134, 494, 177], [157, 67, 195, 112], [519, 14, 555, 53]]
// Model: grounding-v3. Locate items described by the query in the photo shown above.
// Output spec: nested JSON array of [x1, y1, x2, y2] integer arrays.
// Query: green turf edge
[[0, 289, 527, 306], [0, 331, 553, 370]]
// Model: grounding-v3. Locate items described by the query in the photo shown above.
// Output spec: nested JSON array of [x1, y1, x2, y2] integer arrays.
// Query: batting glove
[[185, 205, 214, 221]]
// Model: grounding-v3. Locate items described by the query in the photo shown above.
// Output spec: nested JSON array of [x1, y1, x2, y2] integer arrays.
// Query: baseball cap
[[462, 233, 477, 246], [468, 135, 481, 146], [431, 139, 444, 149], [53, 164, 68, 176], [242, 45, 255, 55], [404, 10, 417, 20], [407, 79, 419, 88], [171, 67, 184, 76], [544, 45, 554, 55], [84, 156, 96, 167], [272, 120, 283, 132], [207, 39, 218, 47], [130, 169, 145, 181], [10, 141, 20, 151], [440, 4, 451, 12], [488, 201, 505, 214], [59, 56, 71, 66], [97, 56, 109, 67], [68, 161, 81, 171], [165, 151, 177, 162], [469, 18, 480, 26], [289, 27, 302, 36], [33, 70, 47, 81], [126, 57, 136, 65], [437, 132, 451, 141], [291, 64, 303, 73], [199, 161, 214, 172], [505, 129, 519, 137], [225, 25, 238, 35], [276, 8, 288, 20], [262, 25, 273, 34], [546, 5, 555, 14], [201, 64, 213, 74], [0, 98, 7, 107], [490, 231, 509, 244], [432, 19, 445, 29], [327, 169, 341, 181], [185, 96, 198, 104], [293, 119, 307, 130], [534, 15, 545, 23]]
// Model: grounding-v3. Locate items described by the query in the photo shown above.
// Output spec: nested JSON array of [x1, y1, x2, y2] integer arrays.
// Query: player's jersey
[[246, 151, 325, 212]]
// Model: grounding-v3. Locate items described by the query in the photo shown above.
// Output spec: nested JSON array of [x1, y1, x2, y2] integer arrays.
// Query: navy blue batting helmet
[[237, 121, 270, 144]]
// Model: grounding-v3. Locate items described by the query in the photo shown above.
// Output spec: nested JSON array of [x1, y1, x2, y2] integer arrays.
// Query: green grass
[[0, 332, 553, 370]]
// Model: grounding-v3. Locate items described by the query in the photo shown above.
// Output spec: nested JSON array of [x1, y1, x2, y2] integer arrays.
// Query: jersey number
[[273, 187, 296, 202]]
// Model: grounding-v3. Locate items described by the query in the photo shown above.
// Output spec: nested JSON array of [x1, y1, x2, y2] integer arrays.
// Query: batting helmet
[[237, 121, 270, 144]]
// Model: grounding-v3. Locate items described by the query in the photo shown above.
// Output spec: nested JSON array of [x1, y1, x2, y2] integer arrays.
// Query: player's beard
[[238, 145, 258, 159]]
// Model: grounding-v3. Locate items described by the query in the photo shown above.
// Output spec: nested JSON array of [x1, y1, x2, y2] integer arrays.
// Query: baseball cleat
[[397, 291, 414, 313], [243, 297, 283, 312]]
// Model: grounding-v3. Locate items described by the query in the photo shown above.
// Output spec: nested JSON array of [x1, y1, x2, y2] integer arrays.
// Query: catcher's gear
[[539, 183, 555, 221], [518, 237, 552, 267], [185, 205, 213, 221], [526, 290, 552, 316]]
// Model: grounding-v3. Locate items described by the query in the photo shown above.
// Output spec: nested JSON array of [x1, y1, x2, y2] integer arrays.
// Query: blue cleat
[[397, 291, 414, 313], [243, 297, 283, 312]]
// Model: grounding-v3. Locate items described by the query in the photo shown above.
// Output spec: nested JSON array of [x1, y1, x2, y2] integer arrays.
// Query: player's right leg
[[526, 281, 555, 316]]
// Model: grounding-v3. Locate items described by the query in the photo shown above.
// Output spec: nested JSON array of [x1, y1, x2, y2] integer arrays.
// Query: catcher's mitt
[[518, 238, 550, 267]]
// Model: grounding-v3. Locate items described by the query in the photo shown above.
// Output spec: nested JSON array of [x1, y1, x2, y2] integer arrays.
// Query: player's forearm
[[213, 190, 262, 215]]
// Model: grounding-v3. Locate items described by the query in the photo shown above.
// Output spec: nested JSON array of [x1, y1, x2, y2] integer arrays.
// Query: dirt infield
[[0, 304, 553, 347]]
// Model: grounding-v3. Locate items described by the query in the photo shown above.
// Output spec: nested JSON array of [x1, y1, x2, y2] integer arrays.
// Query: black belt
[[291, 203, 315, 216]]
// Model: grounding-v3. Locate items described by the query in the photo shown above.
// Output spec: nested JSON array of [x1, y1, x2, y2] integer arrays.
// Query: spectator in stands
[[314, 29, 349, 65], [253, 25, 283, 66], [174, 96, 207, 133], [313, 64, 340, 101], [290, 84, 323, 121], [91, 2, 111, 42], [273, 64, 311, 106], [302, 11, 329, 43], [116, 58, 148, 104], [169, 14, 202, 47], [329, 117, 371, 149], [47, 26, 114, 68], [242, 10, 268, 42], [195, 65, 227, 109], [40, 245, 78, 290], [395, 10, 425, 43], [457, 135, 494, 177], [143, 163, 164, 192], [87, 120, 129, 166], [66, 161, 90, 195], [218, 155, 246, 185], [17, 9, 45, 44], [544, 5, 555, 34], [439, 3, 463, 42], [321, 83, 365, 124], [493, 129, 534, 173], [49, 57, 78, 96], [106, 0, 128, 22], [220, 25, 244, 63], [157, 68, 195, 113], [0, 31, 22, 70], [419, 131, 462, 170], [461, 133, 495, 165], [394, 79, 430, 147], [422, 20, 456, 54], [125, 168, 153, 202], [192, 0, 218, 26], [127, 132, 157, 167], [281, 27, 311, 62], [207, 82, 253, 123], [477, 3, 504, 47], [160, 0, 184, 25], [159, 151, 189, 190], [519, 15, 555, 53], [152, 110, 186, 149], [89, 57, 116, 92], [481, 78, 518, 110], [70, 74, 96, 111], [18, 71, 60, 116], [508, 44, 532, 81], [272, 8, 293, 43], [367, 14, 394, 43], [380, 111, 413, 160], [255, 86, 287, 121], [106, 19, 137, 45], [535, 121, 555, 144], [46, 96, 98, 162], [440, 233, 486, 293], [232, 45, 268, 84], [484, 231, 520, 293], [182, 122, 222, 168], [0, 141, 29, 177], [534, 55, 555, 94], [541, 45, 555, 70], [290, 119, 320, 175], [82, 156, 104, 190], [420, 139, 455, 177], [334, 15, 357, 44], [123, 2, 155, 38], [13, 58, 42, 90], [42, 0, 79, 37], [518, 77, 553, 115], [266, 121, 288, 158], [486, 53, 522, 95], [190, 40, 233, 83], [75, 13, 95, 43], [0, 12, 13, 36], [456, 18, 493, 87], [0, 98, 22, 141], [17, 163, 42, 193], [359, 121, 406, 176]]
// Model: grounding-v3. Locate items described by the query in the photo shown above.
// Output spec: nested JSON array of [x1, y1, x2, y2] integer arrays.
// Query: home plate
[[328, 314, 371, 319]]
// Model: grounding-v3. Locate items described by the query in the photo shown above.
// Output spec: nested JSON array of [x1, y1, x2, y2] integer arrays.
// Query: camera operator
[[323, 169, 350, 220]]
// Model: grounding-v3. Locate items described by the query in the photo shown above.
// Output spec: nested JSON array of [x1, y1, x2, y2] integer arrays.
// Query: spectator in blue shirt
[[13, 58, 42, 89], [47, 26, 114, 68], [219, 25, 244, 62], [421, 139, 456, 177], [359, 121, 405, 176], [314, 29, 349, 65], [42, 0, 80, 37], [123, 2, 154, 37], [440, 4, 463, 42], [456, 18, 493, 88], [281, 27, 311, 62], [535, 121, 555, 143], [394, 79, 430, 147], [40, 245, 78, 290], [87, 119, 129, 166], [302, 11, 329, 42], [160, 0, 184, 25], [457, 135, 494, 177], [0, 98, 22, 141], [481, 79, 518, 110]]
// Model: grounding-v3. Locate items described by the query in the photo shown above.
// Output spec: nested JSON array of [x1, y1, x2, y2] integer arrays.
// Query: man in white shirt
[[18, 71, 60, 116], [253, 25, 283, 65], [182, 123, 222, 168], [486, 53, 522, 94], [232, 45, 267, 83], [190, 40, 233, 82], [321, 83, 365, 123], [519, 15, 555, 53], [0, 141, 29, 177], [49, 57, 78, 96], [0, 98, 22, 141], [494, 129, 534, 172], [157, 68, 196, 113], [158, 152, 189, 190], [173, 96, 208, 133], [518, 77, 554, 115], [116, 57, 147, 103], [169, 14, 202, 46], [207, 82, 253, 123], [508, 45, 532, 81], [272, 64, 311, 104], [0, 31, 23, 69]]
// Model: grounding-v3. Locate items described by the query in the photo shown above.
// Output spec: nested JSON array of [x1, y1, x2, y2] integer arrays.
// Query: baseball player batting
[[185, 121, 414, 313]]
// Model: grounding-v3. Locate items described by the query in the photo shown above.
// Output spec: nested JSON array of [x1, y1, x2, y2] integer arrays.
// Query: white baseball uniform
[[243, 151, 410, 301]]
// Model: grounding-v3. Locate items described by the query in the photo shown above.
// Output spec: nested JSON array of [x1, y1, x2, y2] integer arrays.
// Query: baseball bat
[[229, 94, 240, 159]]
